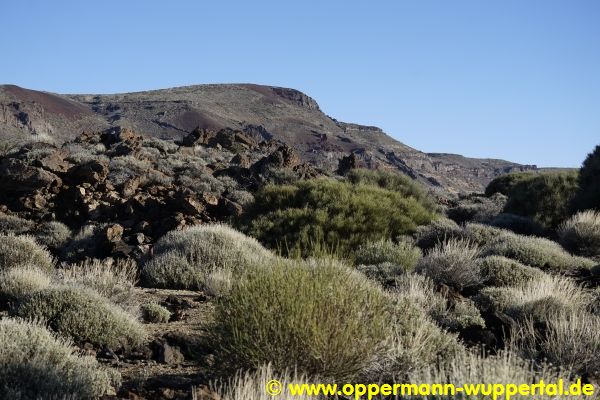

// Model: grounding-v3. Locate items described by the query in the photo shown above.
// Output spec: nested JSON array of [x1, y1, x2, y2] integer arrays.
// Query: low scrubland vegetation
[[1, 135, 599, 398]]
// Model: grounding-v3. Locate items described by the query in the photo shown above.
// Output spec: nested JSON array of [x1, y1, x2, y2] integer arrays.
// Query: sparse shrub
[[482, 230, 596, 273], [558, 210, 600, 258], [355, 239, 422, 271], [485, 172, 538, 196], [60, 259, 138, 306], [514, 311, 600, 378], [140, 302, 171, 323], [13, 286, 146, 349], [34, 220, 72, 249], [414, 218, 463, 250], [356, 262, 407, 286], [0, 214, 34, 235], [463, 223, 510, 247], [394, 274, 484, 331], [478, 255, 545, 287], [367, 294, 463, 381], [143, 224, 273, 289], [475, 275, 592, 321], [212, 258, 392, 379], [490, 213, 544, 236], [447, 193, 506, 224], [0, 318, 118, 399], [572, 144, 600, 212], [243, 179, 436, 257], [0, 234, 54, 272], [0, 265, 51, 302], [498, 171, 579, 230], [227, 190, 254, 207], [415, 239, 482, 291]]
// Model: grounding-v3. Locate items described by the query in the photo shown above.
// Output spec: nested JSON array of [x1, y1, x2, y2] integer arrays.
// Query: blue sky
[[1, 0, 598, 167]]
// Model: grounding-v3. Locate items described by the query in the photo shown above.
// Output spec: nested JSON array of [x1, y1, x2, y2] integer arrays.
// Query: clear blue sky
[[2, 0, 598, 167]]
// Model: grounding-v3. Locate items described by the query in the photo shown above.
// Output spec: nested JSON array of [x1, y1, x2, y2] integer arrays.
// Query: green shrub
[[355, 239, 422, 271], [490, 213, 544, 236], [0, 234, 54, 272], [463, 223, 510, 246], [496, 171, 579, 230], [572, 144, 600, 212], [447, 193, 506, 224], [143, 224, 273, 289], [243, 179, 436, 257], [475, 275, 592, 321], [140, 302, 171, 323], [485, 172, 538, 196], [34, 221, 72, 249], [0, 318, 118, 399], [415, 239, 482, 291], [212, 258, 392, 380], [478, 255, 545, 287], [558, 210, 600, 258], [414, 218, 464, 250], [13, 286, 146, 349], [346, 169, 436, 212], [0, 214, 34, 235], [482, 230, 595, 273], [0, 265, 51, 302]]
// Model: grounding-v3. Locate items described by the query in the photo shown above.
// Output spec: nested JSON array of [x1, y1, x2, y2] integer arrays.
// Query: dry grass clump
[[0, 265, 51, 302], [514, 311, 600, 378], [0, 318, 119, 399], [212, 258, 392, 380], [475, 275, 592, 321], [60, 258, 138, 306], [482, 231, 596, 273], [366, 294, 464, 381], [558, 210, 600, 258], [406, 349, 568, 399], [13, 285, 146, 349], [0, 234, 54, 272], [415, 239, 483, 291], [140, 302, 171, 323], [143, 224, 274, 290], [394, 274, 484, 331], [210, 364, 314, 400], [355, 239, 422, 272], [478, 255, 545, 287]]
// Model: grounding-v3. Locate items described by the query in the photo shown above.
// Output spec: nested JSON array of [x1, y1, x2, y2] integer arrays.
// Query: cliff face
[[0, 83, 536, 193]]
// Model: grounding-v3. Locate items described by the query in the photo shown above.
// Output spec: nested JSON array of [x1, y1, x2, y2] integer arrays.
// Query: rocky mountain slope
[[0, 83, 536, 192]]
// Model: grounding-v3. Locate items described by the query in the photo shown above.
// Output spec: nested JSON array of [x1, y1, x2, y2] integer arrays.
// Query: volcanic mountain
[[0, 83, 536, 192]]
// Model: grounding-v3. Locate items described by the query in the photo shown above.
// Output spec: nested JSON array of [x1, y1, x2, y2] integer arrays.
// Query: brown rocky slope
[[0, 83, 536, 193]]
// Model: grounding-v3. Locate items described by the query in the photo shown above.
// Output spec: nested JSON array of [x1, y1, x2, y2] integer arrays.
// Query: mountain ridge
[[0, 83, 537, 193]]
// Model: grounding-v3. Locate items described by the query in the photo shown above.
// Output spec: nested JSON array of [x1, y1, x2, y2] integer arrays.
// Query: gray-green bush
[[0, 235, 54, 272], [213, 258, 392, 380], [0, 318, 118, 399], [478, 255, 545, 287], [355, 239, 422, 271], [0, 266, 51, 302], [140, 302, 171, 323], [13, 286, 146, 349], [558, 210, 600, 258], [143, 224, 274, 289], [415, 239, 482, 291]]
